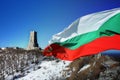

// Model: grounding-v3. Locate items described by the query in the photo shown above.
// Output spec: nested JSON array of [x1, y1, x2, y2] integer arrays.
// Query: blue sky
[[0, 0, 120, 49]]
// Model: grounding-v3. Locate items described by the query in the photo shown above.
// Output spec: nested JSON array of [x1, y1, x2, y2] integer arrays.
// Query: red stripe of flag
[[43, 34, 120, 61]]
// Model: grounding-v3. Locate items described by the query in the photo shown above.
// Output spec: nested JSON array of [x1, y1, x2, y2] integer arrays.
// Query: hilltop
[[0, 47, 120, 80]]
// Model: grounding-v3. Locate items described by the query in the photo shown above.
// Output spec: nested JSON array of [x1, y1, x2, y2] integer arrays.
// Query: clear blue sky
[[0, 0, 120, 49]]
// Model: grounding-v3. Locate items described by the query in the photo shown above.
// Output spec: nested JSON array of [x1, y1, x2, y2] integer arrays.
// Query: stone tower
[[27, 31, 40, 50]]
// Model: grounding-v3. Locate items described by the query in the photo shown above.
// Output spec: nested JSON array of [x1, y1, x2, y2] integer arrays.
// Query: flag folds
[[43, 8, 120, 61]]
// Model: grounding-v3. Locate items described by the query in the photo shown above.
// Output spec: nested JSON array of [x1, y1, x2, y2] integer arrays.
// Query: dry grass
[[0, 48, 43, 79], [66, 55, 120, 80]]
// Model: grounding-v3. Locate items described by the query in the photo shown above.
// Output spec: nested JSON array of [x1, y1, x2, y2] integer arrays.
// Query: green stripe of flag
[[56, 13, 120, 50]]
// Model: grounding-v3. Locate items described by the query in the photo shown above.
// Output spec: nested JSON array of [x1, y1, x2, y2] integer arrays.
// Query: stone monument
[[27, 31, 40, 50]]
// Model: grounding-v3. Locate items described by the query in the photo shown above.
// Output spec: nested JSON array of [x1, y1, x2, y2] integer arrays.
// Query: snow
[[18, 60, 71, 80], [0, 48, 71, 80], [1, 47, 6, 50], [5, 75, 14, 80], [5, 72, 21, 80], [93, 62, 96, 66], [78, 64, 91, 73]]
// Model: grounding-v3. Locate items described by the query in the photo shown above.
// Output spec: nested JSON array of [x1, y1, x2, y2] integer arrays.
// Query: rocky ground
[[66, 54, 120, 80]]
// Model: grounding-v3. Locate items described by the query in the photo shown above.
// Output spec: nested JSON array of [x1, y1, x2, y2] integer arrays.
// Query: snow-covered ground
[[18, 59, 71, 80], [1, 47, 6, 50], [78, 64, 91, 73], [0, 48, 72, 80]]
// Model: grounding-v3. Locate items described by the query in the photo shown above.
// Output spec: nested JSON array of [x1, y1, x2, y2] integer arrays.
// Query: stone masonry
[[27, 31, 40, 50]]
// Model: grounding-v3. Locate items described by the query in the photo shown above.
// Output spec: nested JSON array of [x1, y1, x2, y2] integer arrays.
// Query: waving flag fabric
[[43, 8, 120, 61]]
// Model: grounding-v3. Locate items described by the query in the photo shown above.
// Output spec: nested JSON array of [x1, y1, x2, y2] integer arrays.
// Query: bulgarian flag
[[43, 8, 120, 61]]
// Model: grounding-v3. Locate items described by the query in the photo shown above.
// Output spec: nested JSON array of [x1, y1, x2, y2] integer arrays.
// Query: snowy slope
[[0, 48, 71, 80], [18, 59, 71, 80]]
